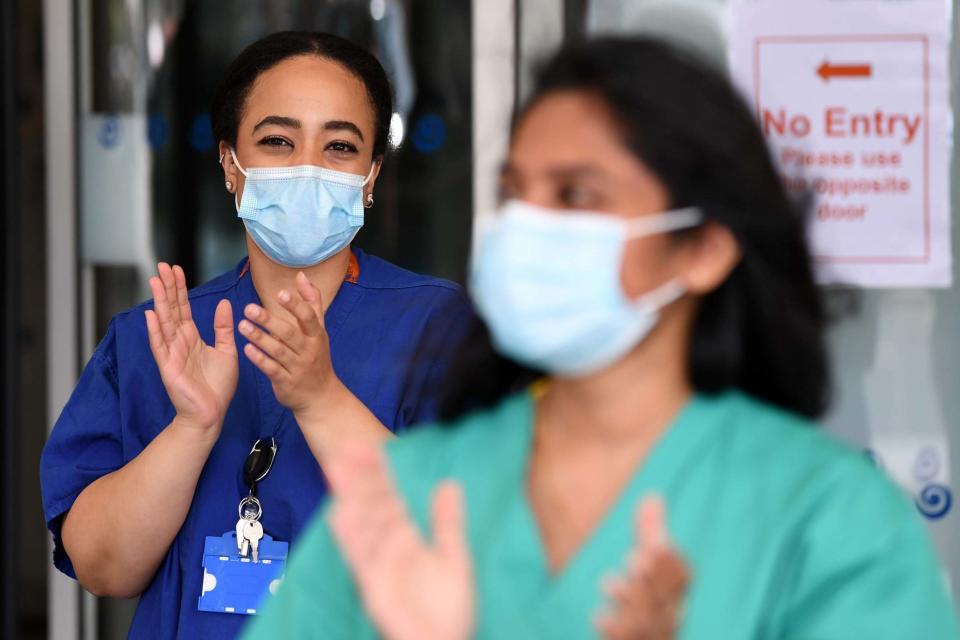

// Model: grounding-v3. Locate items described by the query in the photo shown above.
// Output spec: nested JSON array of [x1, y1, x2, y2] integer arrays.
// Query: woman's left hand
[[594, 496, 689, 640], [238, 272, 337, 415]]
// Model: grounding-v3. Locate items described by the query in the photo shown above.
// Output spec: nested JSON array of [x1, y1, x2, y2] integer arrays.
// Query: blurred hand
[[238, 272, 338, 418], [595, 496, 689, 640], [326, 443, 475, 640], [145, 263, 238, 433]]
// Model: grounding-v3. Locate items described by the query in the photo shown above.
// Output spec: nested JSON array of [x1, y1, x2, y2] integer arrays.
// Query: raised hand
[[144, 263, 239, 432], [595, 496, 689, 640], [326, 443, 475, 640], [238, 272, 337, 418]]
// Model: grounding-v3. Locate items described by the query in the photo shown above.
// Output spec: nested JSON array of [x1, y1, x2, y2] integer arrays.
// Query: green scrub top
[[246, 390, 959, 639]]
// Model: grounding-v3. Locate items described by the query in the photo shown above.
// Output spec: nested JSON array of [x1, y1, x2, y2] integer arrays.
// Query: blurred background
[[1, 1, 958, 638]]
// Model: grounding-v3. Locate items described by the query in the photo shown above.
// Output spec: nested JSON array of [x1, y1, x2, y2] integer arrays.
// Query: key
[[235, 518, 249, 556], [243, 519, 264, 563]]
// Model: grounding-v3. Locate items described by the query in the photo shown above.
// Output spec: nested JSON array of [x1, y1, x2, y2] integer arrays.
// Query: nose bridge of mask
[[229, 147, 375, 186]]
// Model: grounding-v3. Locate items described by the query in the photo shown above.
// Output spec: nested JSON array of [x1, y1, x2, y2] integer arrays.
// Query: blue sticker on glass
[[198, 530, 289, 615], [148, 113, 169, 151], [189, 113, 215, 152], [411, 112, 446, 154], [98, 115, 122, 149]]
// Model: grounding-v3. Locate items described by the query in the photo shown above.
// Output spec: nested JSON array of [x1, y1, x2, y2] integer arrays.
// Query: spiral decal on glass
[[912, 446, 941, 483], [915, 483, 953, 520]]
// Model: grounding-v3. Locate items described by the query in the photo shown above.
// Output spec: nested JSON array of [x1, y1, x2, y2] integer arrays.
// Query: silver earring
[[225, 181, 233, 192], [364, 193, 374, 209]]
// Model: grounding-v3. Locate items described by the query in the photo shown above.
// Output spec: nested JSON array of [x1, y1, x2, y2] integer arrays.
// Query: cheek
[[235, 174, 247, 203], [619, 238, 675, 299]]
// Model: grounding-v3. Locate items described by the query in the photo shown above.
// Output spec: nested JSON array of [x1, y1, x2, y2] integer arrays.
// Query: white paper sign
[[728, 0, 951, 288]]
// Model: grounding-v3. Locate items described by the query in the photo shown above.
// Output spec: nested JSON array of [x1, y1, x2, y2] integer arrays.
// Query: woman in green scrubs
[[245, 38, 959, 639]]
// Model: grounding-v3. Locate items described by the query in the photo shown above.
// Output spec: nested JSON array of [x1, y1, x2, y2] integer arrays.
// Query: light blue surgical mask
[[230, 148, 375, 268], [470, 199, 703, 377]]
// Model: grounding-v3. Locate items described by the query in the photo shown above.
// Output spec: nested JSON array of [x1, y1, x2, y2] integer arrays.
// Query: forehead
[[241, 55, 374, 128], [509, 90, 639, 172]]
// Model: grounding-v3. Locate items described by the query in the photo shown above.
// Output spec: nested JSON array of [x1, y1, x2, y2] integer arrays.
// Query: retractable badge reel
[[199, 438, 290, 615]]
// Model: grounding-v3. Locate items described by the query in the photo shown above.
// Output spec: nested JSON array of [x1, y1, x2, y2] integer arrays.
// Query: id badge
[[198, 530, 289, 615]]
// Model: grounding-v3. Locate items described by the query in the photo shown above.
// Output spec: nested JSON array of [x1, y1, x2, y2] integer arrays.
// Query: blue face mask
[[470, 200, 703, 377], [230, 148, 375, 268]]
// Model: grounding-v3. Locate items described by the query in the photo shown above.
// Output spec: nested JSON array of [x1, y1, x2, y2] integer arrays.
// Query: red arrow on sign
[[817, 60, 873, 82]]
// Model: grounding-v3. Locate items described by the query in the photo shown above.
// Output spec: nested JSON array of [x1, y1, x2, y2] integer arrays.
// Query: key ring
[[238, 495, 262, 521]]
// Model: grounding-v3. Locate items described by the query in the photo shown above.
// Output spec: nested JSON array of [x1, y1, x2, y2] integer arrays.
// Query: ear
[[681, 222, 742, 295], [218, 141, 241, 194]]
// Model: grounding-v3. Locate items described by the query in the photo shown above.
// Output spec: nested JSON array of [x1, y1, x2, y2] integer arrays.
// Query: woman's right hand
[[327, 443, 475, 640], [145, 263, 238, 433]]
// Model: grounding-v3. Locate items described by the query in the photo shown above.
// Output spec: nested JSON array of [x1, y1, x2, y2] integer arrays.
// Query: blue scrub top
[[40, 248, 474, 639]]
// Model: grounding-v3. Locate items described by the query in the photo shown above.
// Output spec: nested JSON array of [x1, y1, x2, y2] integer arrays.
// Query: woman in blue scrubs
[[40, 31, 472, 639]]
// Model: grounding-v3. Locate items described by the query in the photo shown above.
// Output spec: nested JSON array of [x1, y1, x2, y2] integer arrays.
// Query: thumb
[[636, 494, 669, 549], [431, 480, 469, 562], [213, 299, 236, 353]]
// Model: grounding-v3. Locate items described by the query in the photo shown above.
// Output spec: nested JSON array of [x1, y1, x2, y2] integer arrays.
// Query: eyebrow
[[323, 120, 364, 141], [252, 115, 301, 132], [500, 162, 607, 179]]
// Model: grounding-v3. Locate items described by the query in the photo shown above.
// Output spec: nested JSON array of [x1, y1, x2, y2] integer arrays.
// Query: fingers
[[172, 265, 194, 324], [596, 574, 652, 640], [593, 495, 688, 640], [149, 275, 178, 343], [632, 495, 688, 606], [295, 271, 325, 325], [243, 342, 289, 379], [328, 444, 415, 572], [144, 310, 167, 364], [239, 319, 293, 371], [213, 299, 236, 354], [636, 547, 689, 613], [243, 303, 301, 349], [432, 481, 468, 562], [278, 282, 323, 338], [157, 262, 181, 327]]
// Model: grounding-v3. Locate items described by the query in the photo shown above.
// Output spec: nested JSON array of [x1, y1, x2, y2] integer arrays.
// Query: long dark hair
[[440, 37, 830, 420], [211, 31, 393, 157]]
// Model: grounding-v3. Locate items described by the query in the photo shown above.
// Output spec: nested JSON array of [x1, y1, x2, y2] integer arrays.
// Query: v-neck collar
[[509, 390, 710, 603], [233, 255, 365, 440]]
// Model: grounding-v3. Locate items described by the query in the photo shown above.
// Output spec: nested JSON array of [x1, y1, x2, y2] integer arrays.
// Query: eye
[[327, 141, 358, 153], [558, 183, 597, 208], [257, 136, 292, 148]]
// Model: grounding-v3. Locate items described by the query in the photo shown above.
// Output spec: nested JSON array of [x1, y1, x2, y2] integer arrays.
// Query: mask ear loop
[[227, 148, 249, 213], [622, 207, 704, 308], [623, 207, 703, 238], [360, 160, 378, 187]]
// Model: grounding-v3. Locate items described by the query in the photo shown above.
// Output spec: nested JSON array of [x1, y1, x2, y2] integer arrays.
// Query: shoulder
[[704, 390, 870, 472], [704, 391, 917, 534], [354, 249, 466, 299]]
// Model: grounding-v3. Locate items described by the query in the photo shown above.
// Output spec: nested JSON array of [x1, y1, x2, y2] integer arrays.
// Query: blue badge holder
[[198, 530, 289, 615]]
